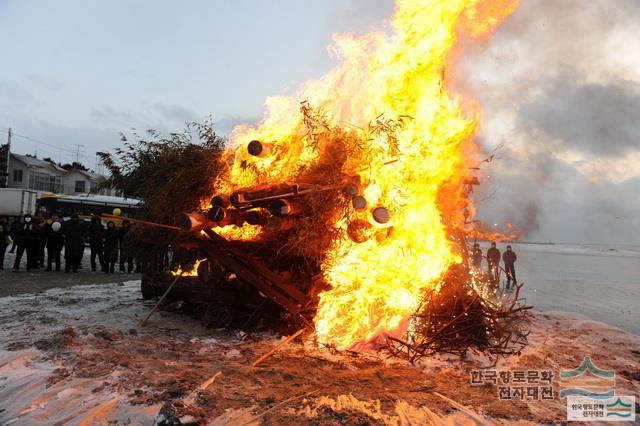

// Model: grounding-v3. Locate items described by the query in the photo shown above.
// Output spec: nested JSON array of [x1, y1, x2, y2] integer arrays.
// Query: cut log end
[[352, 196, 367, 211], [179, 212, 210, 231], [211, 195, 230, 208], [248, 140, 270, 157], [372, 207, 390, 224], [208, 206, 226, 222], [268, 199, 302, 217]]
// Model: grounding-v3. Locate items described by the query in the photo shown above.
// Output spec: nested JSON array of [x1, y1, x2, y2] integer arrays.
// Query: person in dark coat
[[486, 242, 501, 284], [63, 214, 87, 273], [103, 221, 119, 274], [118, 220, 134, 273], [46, 220, 65, 272], [88, 215, 106, 272], [502, 245, 517, 289], [13, 214, 38, 270], [35, 216, 47, 267], [471, 243, 482, 269], [8, 218, 20, 253], [0, 216, 9, 270]]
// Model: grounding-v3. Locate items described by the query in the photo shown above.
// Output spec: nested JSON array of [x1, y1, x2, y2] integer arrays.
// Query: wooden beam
[[204, 230, 307, 304], [198, 235, 303, 314]]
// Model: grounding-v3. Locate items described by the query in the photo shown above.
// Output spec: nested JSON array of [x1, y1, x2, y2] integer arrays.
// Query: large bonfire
[[193, 0, 522, 351]]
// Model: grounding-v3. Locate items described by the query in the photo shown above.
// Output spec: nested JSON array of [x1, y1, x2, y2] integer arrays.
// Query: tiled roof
[[11, 153, 66, 172]]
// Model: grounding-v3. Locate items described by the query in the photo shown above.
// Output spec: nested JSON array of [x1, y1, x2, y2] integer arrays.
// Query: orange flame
[[171, 259, 204, 277], [217, 0, 519, 349]]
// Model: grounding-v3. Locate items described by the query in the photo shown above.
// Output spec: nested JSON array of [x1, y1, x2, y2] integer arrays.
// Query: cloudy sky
[[1, 0, 638, 244]]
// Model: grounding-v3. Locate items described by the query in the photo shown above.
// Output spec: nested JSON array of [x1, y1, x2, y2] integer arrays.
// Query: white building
[[8, 153, 66, 193], [7, 153, 115, 196]]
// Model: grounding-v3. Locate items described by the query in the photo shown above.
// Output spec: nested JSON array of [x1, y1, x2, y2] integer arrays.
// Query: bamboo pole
[[250, 327, 306, 368], [100, 214, 182, 231], [141, 271, 183, 326]]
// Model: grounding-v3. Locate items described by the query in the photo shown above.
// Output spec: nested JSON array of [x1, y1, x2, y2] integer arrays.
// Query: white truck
[[0, 188, 38, 216]]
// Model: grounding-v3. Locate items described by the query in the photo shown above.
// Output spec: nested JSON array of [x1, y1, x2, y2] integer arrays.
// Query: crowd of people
[[0, 213, 136, 273], [471, 241, 518, 289], [2, 214, 522, 287]]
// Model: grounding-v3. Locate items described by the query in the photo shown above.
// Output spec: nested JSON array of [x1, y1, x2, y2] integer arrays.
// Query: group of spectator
[[0, 213, 136, 274], [471, 242, 518, 289]]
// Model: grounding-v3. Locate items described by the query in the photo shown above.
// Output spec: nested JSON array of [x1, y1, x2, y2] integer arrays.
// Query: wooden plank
[[204, 230, 307, 304], [199, 238, 302, 314]]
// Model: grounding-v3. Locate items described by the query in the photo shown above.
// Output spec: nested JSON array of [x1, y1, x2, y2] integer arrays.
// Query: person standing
[[8, 218, 20, 253], [0, 216, 9, 270], [88, 215, 106, 272], [503, 245, 517, 289], [35, 216, 47, 268], [13, 214, 38, 270], [118, 220, 134, 273], [486, 241, 501, 284], [63, 214, 87, 273], [46, 220, 64, 272], [103, 221, 119, 273], [471, 243, 483, 269]]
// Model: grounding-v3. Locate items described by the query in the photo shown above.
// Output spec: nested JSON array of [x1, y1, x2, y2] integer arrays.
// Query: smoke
[[504, 201, 541, 238], [519, 76, 640, 158], [454, 0, 640, 243]]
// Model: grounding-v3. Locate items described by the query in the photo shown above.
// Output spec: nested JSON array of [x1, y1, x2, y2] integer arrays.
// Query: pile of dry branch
[[386, 262, 531, 362]]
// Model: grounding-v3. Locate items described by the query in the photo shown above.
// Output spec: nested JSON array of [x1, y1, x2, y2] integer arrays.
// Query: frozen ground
[[0, 248, 141, 297], [489, 242, 640, 335], [0, 244, 638, 424], [0, 285, 639, 423], [0, 280, 639, 424]]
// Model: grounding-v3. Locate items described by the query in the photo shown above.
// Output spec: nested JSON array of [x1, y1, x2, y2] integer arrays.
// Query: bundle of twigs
[[386, 263, 532, 363]]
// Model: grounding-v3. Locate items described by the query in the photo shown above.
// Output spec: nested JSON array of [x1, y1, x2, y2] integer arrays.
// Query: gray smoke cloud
[[454, 0, 640, 243], [519, 76, 640, 158]]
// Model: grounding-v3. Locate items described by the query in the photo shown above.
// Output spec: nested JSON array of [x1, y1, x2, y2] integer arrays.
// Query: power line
[[0, 128, 76, 153]]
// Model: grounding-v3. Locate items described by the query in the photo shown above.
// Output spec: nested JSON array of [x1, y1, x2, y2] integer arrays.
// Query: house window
[[75, 180, 86, 193], [13, 169, 23, 182], [28, 172, 61, 192]]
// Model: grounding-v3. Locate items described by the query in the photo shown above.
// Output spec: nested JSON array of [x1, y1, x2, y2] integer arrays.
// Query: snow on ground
[[0, 280, 638, 425]]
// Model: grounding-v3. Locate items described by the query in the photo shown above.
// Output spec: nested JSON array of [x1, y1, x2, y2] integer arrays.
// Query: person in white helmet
[[46, 218, 64, 272]]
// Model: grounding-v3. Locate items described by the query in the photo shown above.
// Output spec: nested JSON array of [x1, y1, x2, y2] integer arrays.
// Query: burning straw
[[386, 263, 532, 363]]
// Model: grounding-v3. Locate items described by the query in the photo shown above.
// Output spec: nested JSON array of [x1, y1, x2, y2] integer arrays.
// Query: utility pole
[[0, 128, 10, 188], [94, 152, 104, 175], [72, 144, 85, 164]]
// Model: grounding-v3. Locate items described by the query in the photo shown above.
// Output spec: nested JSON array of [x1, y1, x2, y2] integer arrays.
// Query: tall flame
[[220, 0, 519, 349]]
